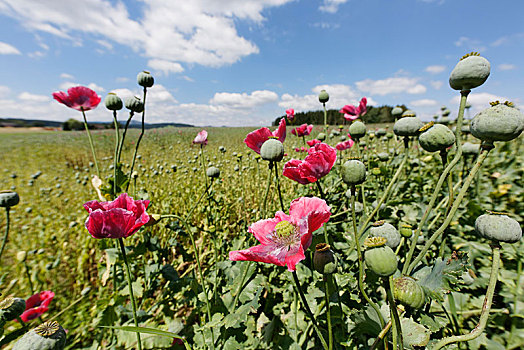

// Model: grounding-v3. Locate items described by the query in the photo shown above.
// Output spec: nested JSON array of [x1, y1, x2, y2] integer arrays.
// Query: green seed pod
[[13, 321, 66, 350], [442, 109, 451, 117], [462, 142, 480, 156], [475, 211, 522, 243], [470, 102, 524, 142], [364, 237, 398, 277], [137, 70, 154, 88], [0, 190, 19, 208], [317, 133, 326, 141], [402, 109, 416, 117], [377, 152, 389, 161], [461, 124, 471, 134], [393, 276, 425, 309], [313, 243, 337, 274], [124, 96, 144, 113], [0, 297, 26, 321], [206, 166, 220, 178], [369, 220, 401, 249], [260, 139, 284, 162], [348, 121, 367, 139], [339, 135, 347, 141], [399, 223, 413, 238], [393, 115, 424, 137], [318, 89, 329, 103], [341, 159, 366, 185], [375, 128, 387, 137], [391, 107, 404, 119], [104, 93, 123, 111], [16, 251, 27, 262], [449, 52, 490, 91], [418, 122, 456, 152], [440, 116, 451, 125]]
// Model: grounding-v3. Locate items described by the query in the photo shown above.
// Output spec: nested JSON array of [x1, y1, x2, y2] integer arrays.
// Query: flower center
[[270, 220, 299, 247]]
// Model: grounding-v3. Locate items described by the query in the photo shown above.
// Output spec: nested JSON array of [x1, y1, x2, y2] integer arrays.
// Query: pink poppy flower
[[83, 193, 150, 239], [295, 147, 307, 152], [283, 143, 337, 184], [193, 130, 208, 146], [307, 139, 321, 147], [340, 97, 367, 121], [291, 123, 313, 137], [20, 291, 55, 322], [229, 197, 331, 271], [244, 118, 286, 154], [336, 137, 355, 151], [52, 86, 101, 111], [286, 108, 295, 121]]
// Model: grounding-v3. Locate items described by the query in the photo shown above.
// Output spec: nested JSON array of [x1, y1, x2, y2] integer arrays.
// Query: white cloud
[[450, 92, 511, 115], [410, 99, 437, 107], [147, 59, 184, 76], [0, 86, 11, 96], [319, 0, 348, 13], [498, 63, 516, 71], [0, 42, 21, 55], [454, 36, 486, 52], [58, 81, 105, 92], [356, 77, 427, 96], [430, 81, 443, 90], [60, 73, 74, 80], [18, 92, 49, 102], [210, 90, 278, 109], [491, 36, 509, 47], [0, 0, 293, 70], [425, 65, 446, 74], [312, 22, 341, 30]]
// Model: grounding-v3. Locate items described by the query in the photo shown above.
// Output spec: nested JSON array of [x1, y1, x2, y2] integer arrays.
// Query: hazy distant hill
[[0, 118, 193, 129]]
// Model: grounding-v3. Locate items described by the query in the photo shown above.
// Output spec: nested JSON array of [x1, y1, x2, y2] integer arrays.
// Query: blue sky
[[0, 0, 523, 126]]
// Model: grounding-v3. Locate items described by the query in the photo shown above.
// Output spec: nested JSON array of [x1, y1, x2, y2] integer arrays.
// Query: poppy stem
[[273, 161, 285, 212], [385, 276, 403, 349], [0, 207, 9, 262], [112, 111, 120, 197], [117, 238, 142, 350], [323, 102, 328, 137], [117, 111, 134, 163], [80, 108, 100, 178], [260, 162, 273, 218], [126, 87, 148, 192], [291, 271, 329, 350], [323, 275, 333, 350]]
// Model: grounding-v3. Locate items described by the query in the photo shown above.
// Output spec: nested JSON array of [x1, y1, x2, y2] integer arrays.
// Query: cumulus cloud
[[498, 63, 516, 71], [0, 0, 293, 72], [0, 41, 21, 55], [58, 81, 105, 92], [319, 0, 348, 13], [450, 92, 512, 115], [430, 81, 444, 90], [425, 65, 446, 74], [18, 92, 50, 102], [60, 73, 74, 80], [210, 90, 278, 109], [147, 59, 184, 76], [356, 77, 427, 96], [454, 36, 486, 52], [410, 99, 437, 107]]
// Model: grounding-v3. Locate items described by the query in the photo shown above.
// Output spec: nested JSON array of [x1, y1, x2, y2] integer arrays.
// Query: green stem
[[323, 103, 328, 137], [292, 271, 329, 350], [229, 261, 253, 311], [323, 275, 333, 350], [407, 148, 490, 274], [81, 108, 100, 178], [508, 243, 522, 345], [260, 163, 273, 218], [432, 244, 500, 350], [24, 261, 34, 295], [273, 161, 285, 212], [118, 238, 142, 350], [386, 276, 402, 349], [351, 187, 385, 328], [0, 207, 10, 262], [126, 88, 148, 192], [112, 111, 120, 197], [118, 111, 134, 163], [315, 180, 325, 200]]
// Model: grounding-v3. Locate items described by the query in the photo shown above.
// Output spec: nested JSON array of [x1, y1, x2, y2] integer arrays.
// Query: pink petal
[[193, 130, 208, 145], [229, 243, 287, 267], [248, 217, 281, 245], [273, 118, 287, 143], [283, 159, 312, 184], [358, 97, 367, 116], [290, 197, 331, 236], [340, 105, 357, 116], [284, 243, 305, 271], [244, 127, 273, 154]]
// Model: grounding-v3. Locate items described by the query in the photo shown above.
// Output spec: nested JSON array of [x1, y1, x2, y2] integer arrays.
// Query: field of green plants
[[0, 54, 522, 350]]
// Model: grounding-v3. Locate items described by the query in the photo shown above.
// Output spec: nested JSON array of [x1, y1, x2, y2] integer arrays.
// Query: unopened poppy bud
[[317, 133, 326, 141], [137, 70, 154, 88], [313, 243, 337, 274], [125, 96, 144, 113], [318, 89, 329, 103], [399, 224, 413, 238], [104, 93, 123, 111], [206, 166, 220, 178], [145, 214, 162, 227]]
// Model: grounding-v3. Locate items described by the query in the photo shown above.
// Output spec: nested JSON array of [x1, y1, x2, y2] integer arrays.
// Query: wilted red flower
[[83, 193, 150, 239], [340, 97, 367, 121], [52, 86, 101, 111], [283, 143, 337, 184], [244, 118, 286, 154], [291, 123, 313, 137], [307, 139, 321, 147], [193, 130, 208, 146], [286, 108, 295, 121], [336, 137, 355, 151], [20, 291, 54, 322], [229, 197, 331, 271]]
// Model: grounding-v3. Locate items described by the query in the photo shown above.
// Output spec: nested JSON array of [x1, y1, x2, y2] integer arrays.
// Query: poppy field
[[0, 53, 523, 350]]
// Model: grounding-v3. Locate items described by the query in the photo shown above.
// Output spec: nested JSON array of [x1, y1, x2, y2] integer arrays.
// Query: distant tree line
[[62, 118, 122, 131], [272, 105, 408, 126]]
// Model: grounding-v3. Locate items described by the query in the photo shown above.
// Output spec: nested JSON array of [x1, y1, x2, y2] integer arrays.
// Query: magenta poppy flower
[[286, 108, 295, 121], [336, 137, 355, 151], [20, 291, 55, 322], [229, 197, 331, 271], [83, 193, 150, 239], [291, 123, 313, 137], [283, 143, 337, 184], [52, 86, 101, 111], [340, 97, 367, 121], [307, 139, 321, 147], [244, 118, 286, 154], [295, 147, 307, 152], [193, 130, 208, 146]]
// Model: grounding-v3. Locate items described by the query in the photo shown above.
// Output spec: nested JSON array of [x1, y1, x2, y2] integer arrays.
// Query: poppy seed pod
[[125, 96, 144, 113], [0, 190, 19, 208], [318, 89, 329, 103], [449, 52, 490, 91], [313, 243, 337, 274], [348, 121, 367, 139], [317, 133, 326, 141], [475, 211, 522, 244], [341, 159, 366, 185], [462, 142, 480, 156], [393, 276, 425, 309], [399, 223, 413, 238], [137, 70, 154, 88], [260, 139, 284, 162], [393, 115, 424, 137], [369, 220, 401, 249], [206, 166, 220, 178], [0, 297, 26, 321], [470, 102, 524, 142], [418, 122, 456, 152], [364, 237, 398, 277], [391, 107, 404, 119], [13, 321, 67, 350], [104, 93, 123, 111]]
